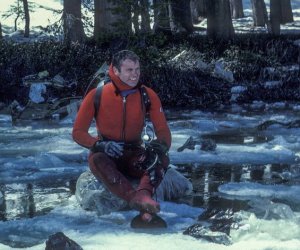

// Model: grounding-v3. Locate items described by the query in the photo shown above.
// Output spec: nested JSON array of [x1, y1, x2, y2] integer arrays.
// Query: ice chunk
[[75, 167, 192, 215]]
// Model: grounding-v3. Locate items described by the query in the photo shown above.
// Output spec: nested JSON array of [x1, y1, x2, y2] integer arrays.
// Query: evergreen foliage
[[0, 34, 299, 107]]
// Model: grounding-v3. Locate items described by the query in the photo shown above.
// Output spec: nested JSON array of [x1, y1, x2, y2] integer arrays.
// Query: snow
[[0, 107, 300, 249]]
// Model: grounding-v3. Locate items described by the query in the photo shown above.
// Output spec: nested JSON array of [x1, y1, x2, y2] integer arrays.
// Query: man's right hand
[[91, 141, 124, 158]]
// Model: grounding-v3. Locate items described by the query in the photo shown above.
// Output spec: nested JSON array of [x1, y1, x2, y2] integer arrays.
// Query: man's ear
[[113, 66, 119, 76]]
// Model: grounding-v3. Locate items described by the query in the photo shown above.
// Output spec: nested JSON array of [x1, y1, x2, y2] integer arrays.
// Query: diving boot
[[130, 211, 167, 228], [140, 212, 153, 222], [129, 189, 160, 214]]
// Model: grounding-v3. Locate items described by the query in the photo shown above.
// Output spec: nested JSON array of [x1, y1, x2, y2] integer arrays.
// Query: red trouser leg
[[88, 152, 135, 203], [88, 151, 160, 214]]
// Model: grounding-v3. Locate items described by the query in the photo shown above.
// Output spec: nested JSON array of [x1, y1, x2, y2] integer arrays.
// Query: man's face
[[113, 59, 140, 87]]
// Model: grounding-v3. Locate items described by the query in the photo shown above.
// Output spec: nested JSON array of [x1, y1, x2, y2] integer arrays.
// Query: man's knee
[[88, 152, 120, 184]]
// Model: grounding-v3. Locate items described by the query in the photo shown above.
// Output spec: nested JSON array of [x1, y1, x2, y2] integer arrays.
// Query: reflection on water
[[0, 179, 77, 221], [0, 164, 300, 221], [176, 162, 300, 213], [1, 162, 298, 222]]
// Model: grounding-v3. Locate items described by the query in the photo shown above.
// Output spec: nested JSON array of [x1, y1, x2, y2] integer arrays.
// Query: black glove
[[149, 139, 169, 155], [91, 141, 124, 158]]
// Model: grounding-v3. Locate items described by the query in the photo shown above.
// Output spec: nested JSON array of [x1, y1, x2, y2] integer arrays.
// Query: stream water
[[0, 106, 299, 249]]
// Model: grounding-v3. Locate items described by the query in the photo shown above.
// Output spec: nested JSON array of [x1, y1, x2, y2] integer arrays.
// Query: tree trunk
[[15, 0, 20, 31], [280, 0, 293, 24], [270, 0, 281, 35], [168, 0, 193, 34], [0, 22, 2, 39], [190, 0, 207, 23], [251, 0, 268, 26], [153, 0, 171, 34], [63, 0, 85, 44], [22, 0, 30, 37], [94, 0, 132, 38], [140, 0, 151, 33], [230, 0, 244, 19], [132, 0, 151, 34], [132, 0, 140, 33], [207, 0, 234, 40]]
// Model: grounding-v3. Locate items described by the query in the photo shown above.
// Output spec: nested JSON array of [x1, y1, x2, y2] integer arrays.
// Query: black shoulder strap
[[94, 84, 151, 120], [94, 84, 103, 119], [140, 86, 151, 113], [93, 77, 110, 119]]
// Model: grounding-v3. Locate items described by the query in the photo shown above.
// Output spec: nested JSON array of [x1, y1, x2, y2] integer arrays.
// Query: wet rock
[[183, 223, 232, 245], [177, 136, 196, 152], [200, 138, 217, 151], [177, 136, 217, 152], [45, 232, 83, 250]]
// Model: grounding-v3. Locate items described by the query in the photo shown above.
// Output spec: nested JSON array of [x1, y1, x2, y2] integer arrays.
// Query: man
[[72, 50, 171, 223]]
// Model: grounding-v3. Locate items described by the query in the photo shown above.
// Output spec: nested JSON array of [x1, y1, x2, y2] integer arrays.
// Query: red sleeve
[[72, 89, 98, 148], [147, 87, 172, 148]]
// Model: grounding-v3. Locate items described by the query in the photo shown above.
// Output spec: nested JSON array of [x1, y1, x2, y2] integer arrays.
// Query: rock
[[177, 136, 196, 152], [45, 232, 83, 250], [200, 138, 217, 151], [177, 136, 217, 152], [183, 223, 232, 245]]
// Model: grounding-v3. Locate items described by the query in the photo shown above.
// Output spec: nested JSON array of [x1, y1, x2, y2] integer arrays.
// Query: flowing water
[[0, 106, 299, 249]]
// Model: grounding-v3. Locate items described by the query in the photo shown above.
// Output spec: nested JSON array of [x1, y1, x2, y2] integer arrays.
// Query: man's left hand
[[149, 139, 169, 155]]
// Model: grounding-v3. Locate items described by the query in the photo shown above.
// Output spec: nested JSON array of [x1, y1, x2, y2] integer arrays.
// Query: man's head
[[112, 50, 140, 87]]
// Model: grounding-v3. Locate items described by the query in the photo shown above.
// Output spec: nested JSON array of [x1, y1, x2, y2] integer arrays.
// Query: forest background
[[0, 0, 299, 112]]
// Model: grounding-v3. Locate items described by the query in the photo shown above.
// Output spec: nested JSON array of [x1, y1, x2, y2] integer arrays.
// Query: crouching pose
[[72, 50, 171, 223]]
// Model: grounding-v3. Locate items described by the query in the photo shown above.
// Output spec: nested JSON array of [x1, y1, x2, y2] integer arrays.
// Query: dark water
[[1, 160, 298, 223]]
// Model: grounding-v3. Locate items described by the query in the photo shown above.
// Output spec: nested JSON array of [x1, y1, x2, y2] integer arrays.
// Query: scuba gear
[[133, 139, 169, 187], [91, 141, 124, 158], [141, 124, 155, 143], [149, 139, 169, 156]]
